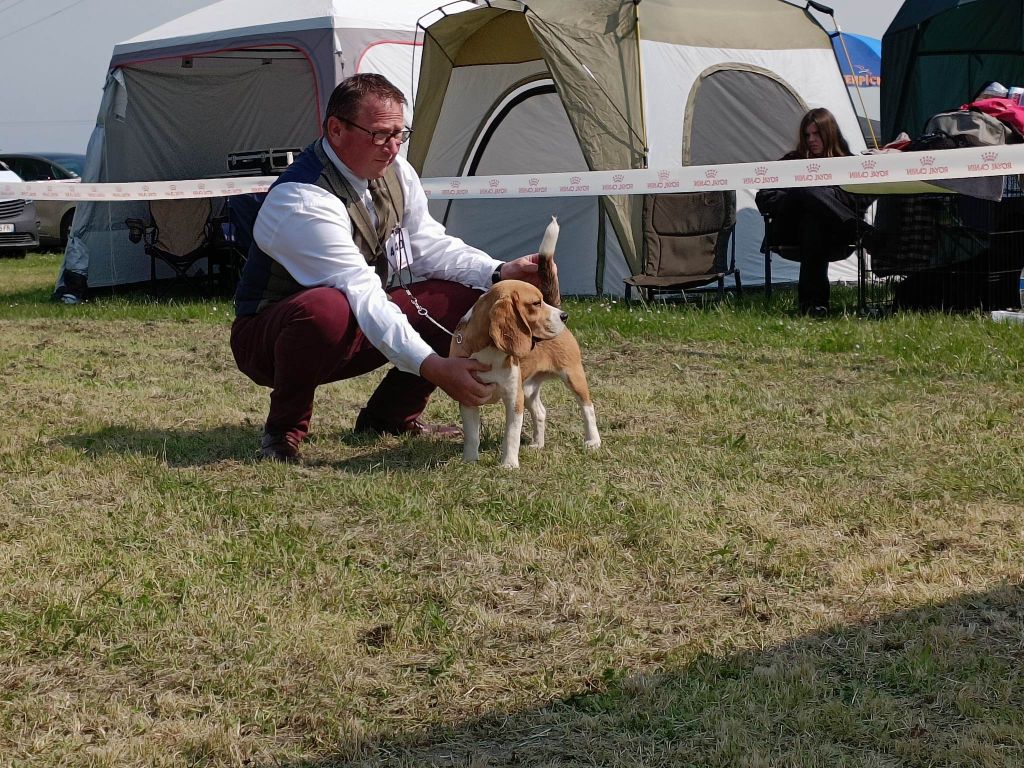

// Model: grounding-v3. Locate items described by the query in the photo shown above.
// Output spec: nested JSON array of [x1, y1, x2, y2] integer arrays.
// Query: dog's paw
[[584, 437, 601, 449]]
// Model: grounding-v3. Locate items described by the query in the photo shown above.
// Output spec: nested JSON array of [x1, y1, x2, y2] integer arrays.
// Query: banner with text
[[1, 144, 1021, 202]]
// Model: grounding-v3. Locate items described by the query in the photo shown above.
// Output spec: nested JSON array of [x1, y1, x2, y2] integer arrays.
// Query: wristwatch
[[491, 265, 504, 285]]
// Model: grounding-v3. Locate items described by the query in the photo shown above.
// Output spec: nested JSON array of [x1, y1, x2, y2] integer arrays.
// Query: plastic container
[[1009, 86, 1024, 105], [979, 81, 1009, 99], [991, 310, 1024, 325]]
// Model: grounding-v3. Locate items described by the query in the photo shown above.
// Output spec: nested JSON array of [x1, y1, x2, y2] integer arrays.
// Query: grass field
[[2, 252, 1023, 767]]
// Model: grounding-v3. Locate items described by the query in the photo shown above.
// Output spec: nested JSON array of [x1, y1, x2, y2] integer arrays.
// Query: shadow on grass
[[59, 424, 462, 471], [310, 431, 464, 473], [0, 287, 60, 305], [60, 424, 260, 466], [0, 287, 234, 322], [3, 272, 235, 300], [291, 584, 1023, 767]]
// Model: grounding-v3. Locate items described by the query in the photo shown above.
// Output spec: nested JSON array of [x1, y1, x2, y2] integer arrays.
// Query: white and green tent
[[409, 0, 865, 295]]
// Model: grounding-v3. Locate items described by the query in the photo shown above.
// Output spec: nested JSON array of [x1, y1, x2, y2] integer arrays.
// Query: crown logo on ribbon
[[861, 160, 876, 170], [806, 163, 821, 173], [919, 156, 935, 166], [982, 151, 999, 162], [450, 179, 461, 187], [658, 170, 670, 181], [570, 176, 582, 184], [488, 178, 499, 187], [529, 177, 539, 186], [705, 169, 718, 179], [613, 174, 624, 183], [755, 166, 768, 176]]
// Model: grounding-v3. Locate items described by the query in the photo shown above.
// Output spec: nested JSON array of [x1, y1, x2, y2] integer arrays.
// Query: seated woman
[[756, 107, 870, 316]]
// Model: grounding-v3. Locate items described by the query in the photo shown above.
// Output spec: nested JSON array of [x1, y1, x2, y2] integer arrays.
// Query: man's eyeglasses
[[339, 117, 412, 146]]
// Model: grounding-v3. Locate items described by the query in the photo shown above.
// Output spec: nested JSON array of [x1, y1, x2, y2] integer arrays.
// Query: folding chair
[[624, 190, 741, 302], [760, 210, 800, 299], [759, 210, 871, 304], [126, 198, 217, 294], [207, 198, 251, 294]]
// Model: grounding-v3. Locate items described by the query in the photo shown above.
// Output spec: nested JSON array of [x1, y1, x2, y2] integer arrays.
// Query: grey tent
[[409, 0, 865, 295], [58, 0, 474, 292]]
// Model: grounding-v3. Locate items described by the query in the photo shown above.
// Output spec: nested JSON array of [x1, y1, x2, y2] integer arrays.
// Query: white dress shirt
[[253, 140, 502, 375]]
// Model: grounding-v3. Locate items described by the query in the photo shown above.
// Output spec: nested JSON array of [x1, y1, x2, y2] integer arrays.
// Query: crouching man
[[231, 73, 549, 461]]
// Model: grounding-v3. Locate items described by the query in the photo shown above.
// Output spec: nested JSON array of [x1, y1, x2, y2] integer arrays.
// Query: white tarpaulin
[[59, 0, 474, 290]]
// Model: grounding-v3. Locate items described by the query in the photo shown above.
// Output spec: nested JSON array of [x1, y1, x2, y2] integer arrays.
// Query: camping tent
[[882, 0, 1024, 143], [408, 0, 866, 296], [58, 0, 474, 291]]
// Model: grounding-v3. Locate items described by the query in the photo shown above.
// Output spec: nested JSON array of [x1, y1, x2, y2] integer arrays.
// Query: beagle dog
[[450, 219, 600, 468]]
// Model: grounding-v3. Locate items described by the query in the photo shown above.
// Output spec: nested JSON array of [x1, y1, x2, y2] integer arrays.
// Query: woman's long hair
[[793, 107, 852, 159]]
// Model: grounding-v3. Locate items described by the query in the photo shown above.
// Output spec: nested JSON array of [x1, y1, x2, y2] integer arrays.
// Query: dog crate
[[864, 177, 1024, 312]]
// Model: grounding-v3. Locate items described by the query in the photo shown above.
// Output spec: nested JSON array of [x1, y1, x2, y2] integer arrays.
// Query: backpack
[[925, 108, 1016, 146], [905, 131, 968, 153]]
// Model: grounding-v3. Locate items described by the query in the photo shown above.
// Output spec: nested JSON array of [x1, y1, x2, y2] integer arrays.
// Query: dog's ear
[[489, 295, 533, 358]]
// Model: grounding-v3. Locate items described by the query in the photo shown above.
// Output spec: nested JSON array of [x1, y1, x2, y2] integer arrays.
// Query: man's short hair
[[323, 73, 407, 133]]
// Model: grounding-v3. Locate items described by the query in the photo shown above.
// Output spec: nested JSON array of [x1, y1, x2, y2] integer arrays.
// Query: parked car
[[37, 152, 86, 178], [0, 161, 40, 258], [0, 153, 80, 246]]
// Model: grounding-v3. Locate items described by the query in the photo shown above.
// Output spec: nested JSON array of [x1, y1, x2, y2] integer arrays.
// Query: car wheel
[[60, 209, 75, 246]]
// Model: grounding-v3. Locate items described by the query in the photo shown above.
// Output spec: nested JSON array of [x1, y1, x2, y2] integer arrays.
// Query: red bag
[[962, 97, 1024, 138]]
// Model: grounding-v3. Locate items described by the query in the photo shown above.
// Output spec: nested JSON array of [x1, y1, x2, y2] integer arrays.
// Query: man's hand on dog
[[421, 354, 494, 406], [498, 253, 555, 286]]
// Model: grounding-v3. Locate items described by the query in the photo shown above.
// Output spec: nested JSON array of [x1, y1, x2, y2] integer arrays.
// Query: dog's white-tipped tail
[[539, 216, 559, 257], [538, 216, 561, 308]]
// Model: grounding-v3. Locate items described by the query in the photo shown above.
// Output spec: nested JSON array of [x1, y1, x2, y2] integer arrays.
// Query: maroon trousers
[[230, 279, 481, 445]]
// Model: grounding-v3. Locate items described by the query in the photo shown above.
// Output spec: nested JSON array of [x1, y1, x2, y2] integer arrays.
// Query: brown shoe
[[259, 432, 300, 463], [354, 409, 462, 439]]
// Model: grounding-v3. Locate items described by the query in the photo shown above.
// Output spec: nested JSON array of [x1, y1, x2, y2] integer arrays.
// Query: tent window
[[685, 67, 808, 165], [467, 83, 557, 176]]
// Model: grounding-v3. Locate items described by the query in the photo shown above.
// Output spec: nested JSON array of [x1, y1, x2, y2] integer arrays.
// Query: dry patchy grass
[[1, 254, 1022, 767]]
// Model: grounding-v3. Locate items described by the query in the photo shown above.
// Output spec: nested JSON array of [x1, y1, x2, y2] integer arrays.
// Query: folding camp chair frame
[[125, 198, 241, 296]]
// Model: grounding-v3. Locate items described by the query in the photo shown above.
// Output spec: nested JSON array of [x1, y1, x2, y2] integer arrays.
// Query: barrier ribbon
[[0, 177, 275, 202], [2, 144, 1021, 201]]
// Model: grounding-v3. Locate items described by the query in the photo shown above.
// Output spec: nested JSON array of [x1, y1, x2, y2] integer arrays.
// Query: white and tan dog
[[450, 219, 600, 468]]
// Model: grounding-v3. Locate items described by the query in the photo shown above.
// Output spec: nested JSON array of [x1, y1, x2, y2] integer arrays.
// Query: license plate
[[0, 223, 14, 233]]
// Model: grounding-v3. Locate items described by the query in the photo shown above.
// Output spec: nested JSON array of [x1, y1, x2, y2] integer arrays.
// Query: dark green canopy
[[882, 0, 1024, 142]]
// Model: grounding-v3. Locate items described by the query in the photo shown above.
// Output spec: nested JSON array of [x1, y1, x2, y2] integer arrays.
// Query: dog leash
[[388, 224, 464, 343]]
